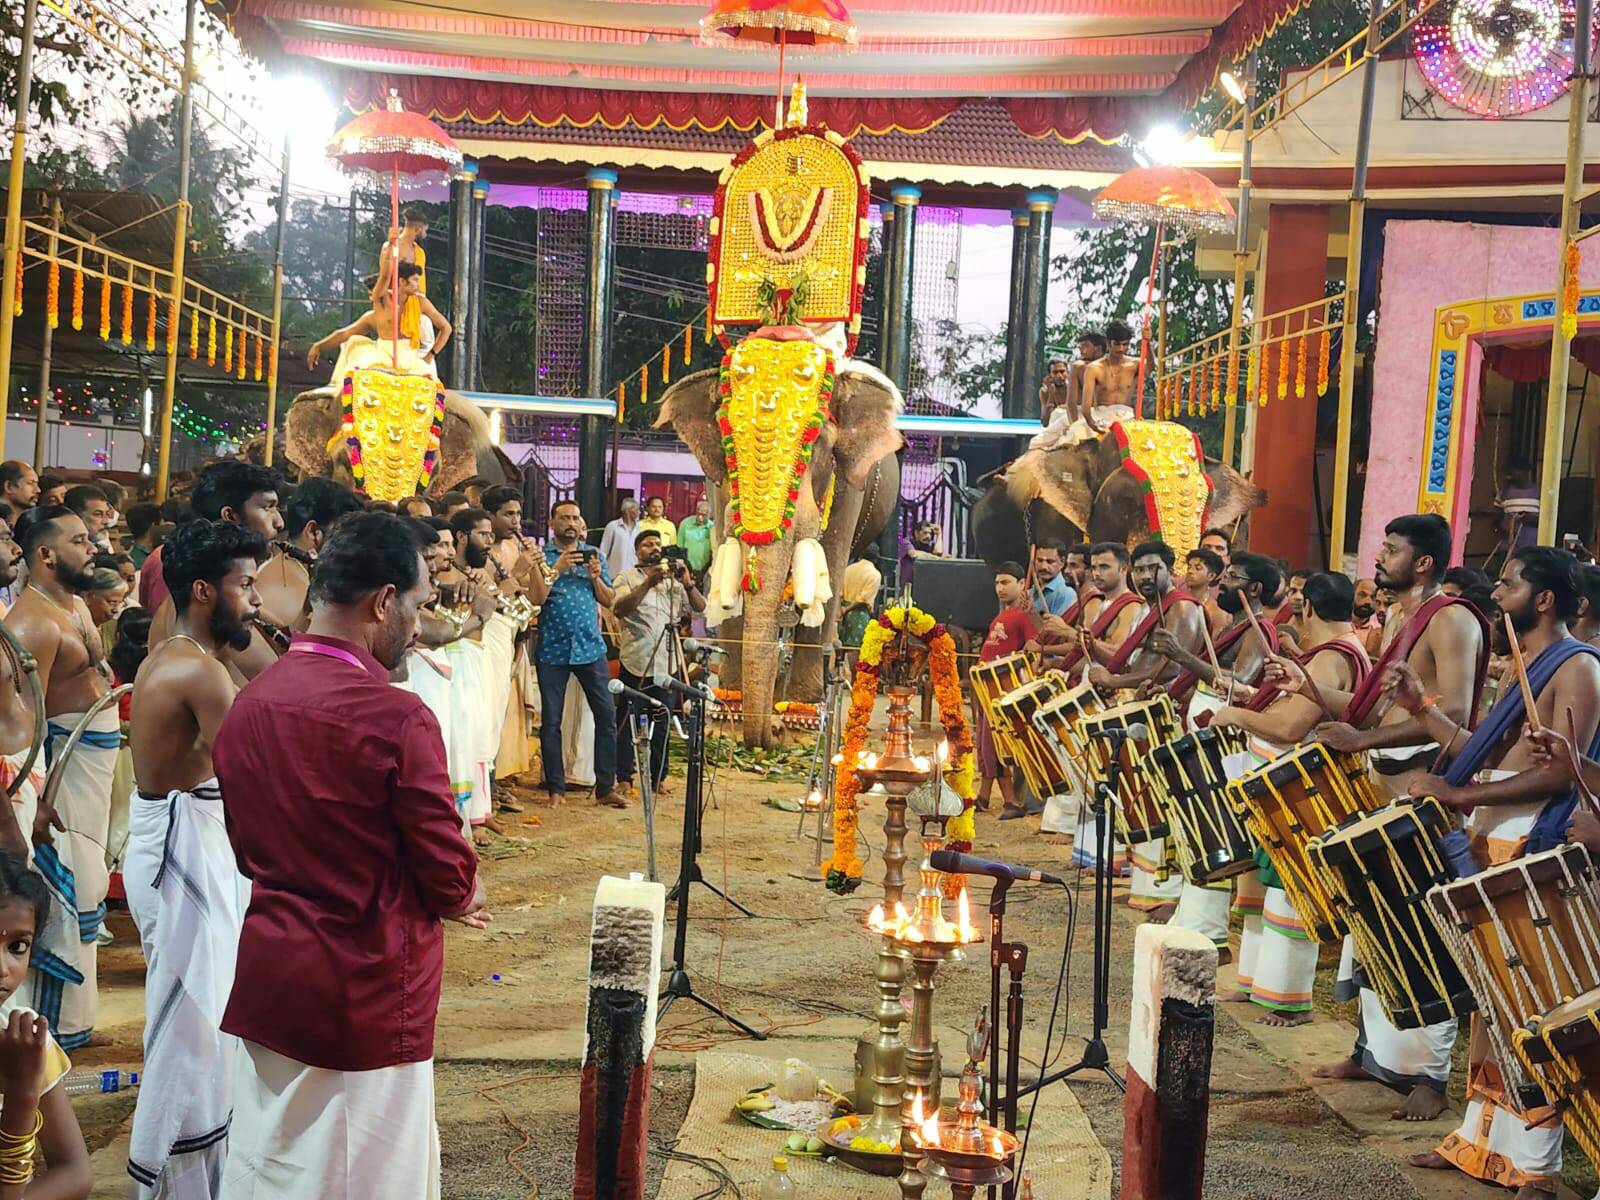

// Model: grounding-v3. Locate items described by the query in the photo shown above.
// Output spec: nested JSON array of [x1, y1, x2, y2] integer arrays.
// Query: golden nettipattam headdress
[[707, 82, 870, 353]]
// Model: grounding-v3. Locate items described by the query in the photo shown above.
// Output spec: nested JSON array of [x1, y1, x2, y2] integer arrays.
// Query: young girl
[[0, 850, 91, 1199]]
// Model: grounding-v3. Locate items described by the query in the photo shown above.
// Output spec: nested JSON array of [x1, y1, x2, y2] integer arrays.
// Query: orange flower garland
[[12, 261, 20, 318], [98, 272, 111, 341], [145, 290, 156, 351], [120, 280, 133, 345], [1225, 347, 1239, 407], [1258, 341, 1271, 406], [1246, 343, 1259, 406], [166, 299, 179, 354], [1563, 239, 1581, 340], [189, 305, 200, 360], [1209, 356, 1220, 413], [1316, 327, 1331, 396], [70, 266, 82, 331], [1294, 333, 1307, 399], [1275, 331, 1289, 401], [46, 260, 58, 330], [254, 333, 264, 381], [207, 314, 217, 366], [224, 325, 234, 373]]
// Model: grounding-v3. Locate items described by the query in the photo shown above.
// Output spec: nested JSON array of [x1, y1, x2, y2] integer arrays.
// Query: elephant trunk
[[739, 539, 797, 748]]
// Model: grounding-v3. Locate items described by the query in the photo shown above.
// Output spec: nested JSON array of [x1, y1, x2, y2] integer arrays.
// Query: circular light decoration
[[1412, 0, 1590, 116]]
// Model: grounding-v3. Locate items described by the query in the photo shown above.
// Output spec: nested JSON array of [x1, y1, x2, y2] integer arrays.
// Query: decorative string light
[[1412, 0, 1578, 117]]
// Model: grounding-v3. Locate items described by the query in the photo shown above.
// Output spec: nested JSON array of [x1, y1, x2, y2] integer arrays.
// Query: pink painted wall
[[1364, 220, 1600, 570]]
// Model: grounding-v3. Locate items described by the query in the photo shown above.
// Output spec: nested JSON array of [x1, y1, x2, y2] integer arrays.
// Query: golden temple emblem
[[340, 367, 445, 502]]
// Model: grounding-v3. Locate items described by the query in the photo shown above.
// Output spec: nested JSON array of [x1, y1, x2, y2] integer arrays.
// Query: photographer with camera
[[611, 530, 706, 797]]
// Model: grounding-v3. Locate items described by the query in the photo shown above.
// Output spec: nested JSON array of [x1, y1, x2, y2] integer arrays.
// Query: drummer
[[1268, 514, 1487, 1122], [1388, 546, 1600, 1197], [1210, 573, 1370, 1028], [1145, 553, 1282, 958], [1088, 542, 1208, 920], [975, 562, 1038, 819]]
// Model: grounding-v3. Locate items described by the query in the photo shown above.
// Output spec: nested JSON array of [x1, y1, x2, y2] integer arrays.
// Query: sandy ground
[[70, 728, 1594, 1200]]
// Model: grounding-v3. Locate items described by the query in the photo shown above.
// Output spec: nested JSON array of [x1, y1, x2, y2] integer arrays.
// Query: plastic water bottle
[[62, 1068, 139, 1096], [758, 1155, 796, 1199]]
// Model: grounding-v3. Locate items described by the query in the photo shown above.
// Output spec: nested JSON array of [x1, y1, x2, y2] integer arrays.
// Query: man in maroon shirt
[[214, 511, 487, 1200], [976, 561, 1037, 818]]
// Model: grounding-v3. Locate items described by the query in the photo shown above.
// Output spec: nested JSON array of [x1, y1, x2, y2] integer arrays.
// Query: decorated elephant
[[659, 349, 901, 746], [971, 421, 1267, 567], [246, 384, 518, 494]]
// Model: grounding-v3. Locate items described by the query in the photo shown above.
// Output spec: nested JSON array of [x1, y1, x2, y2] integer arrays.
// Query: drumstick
[[1505, 612, 1542, 734], [1564, 706, 1600, 819], [1243, 602, 1336, 722]]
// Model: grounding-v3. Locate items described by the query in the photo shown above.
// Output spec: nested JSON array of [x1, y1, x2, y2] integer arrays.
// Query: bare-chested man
[[1271, 513, 1488, 1122], [125, 518, 266, 1196], [1069, 319, 1139, 443], [1072, 542, 1144, 670], [5, 506, 113, 1048], [1396, 546, 1600, 1197], [149, 462, 285, 686], [1212, 573, 1370, 1028], [254, 478, 363, 643], [1089, 540, 1208, 919], [307, 263, 452, 378]]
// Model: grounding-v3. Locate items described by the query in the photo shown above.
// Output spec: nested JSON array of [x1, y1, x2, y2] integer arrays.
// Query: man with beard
[[479, 487, 540, 790], [447, 508, 509, 835], [1575, 563, 1600, 646], [1028, 540, 1075, 620], [125, 519, 266, 1197], [4, 506, 113, 1049], [1211, 573, 1370, 1028], [1352, 576, 1385, 655], [0, 507, 22, 618], [526, 500, 621, 808], [1147, 553, 1281, 952], [1063, 543, 1091, 597], [215, 512, 486, 1200], [255, 479, 363, 645], [1088, 542, 1207, 917], [1277, 513, 1487, 1122], [1395, 546, 1600, 1196], [0, 461, 38, 513], [975, 563, 1037, 819]]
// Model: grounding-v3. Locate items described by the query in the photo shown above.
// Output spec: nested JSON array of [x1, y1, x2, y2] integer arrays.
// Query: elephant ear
[[283, 390, 343, 478], [656, 368, 727, 485], [1005, 445, 1095, 537], [1205, 460, 1268, 529], [831, 360, 903, 490]]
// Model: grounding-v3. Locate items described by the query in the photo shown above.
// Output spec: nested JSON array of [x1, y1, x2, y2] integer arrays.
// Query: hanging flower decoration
[[1187, 364, 1199, 416], [1275, 332, 1289, 401], [12, 262, 20, 318], [224, 324, 234, 373], [120, 280, 133, 345], [189, 305, 200, 360], [1258, 340, 1271, 406], [1225, 347, 1239, 408], [207, 314, 217, 366], [1246, 343, 1259, 406], [1294, 332, 1308, 399], [1208, 356, 1220, 413], [46, 260, 58, 330], [166, 299, 179, 354], [98, 272, 111, 341], [684, 322, 693, 364], [1563, 238, 1582, 340], [255, 333, 264, 381], [145, 290, 157, 351], [823, 604, 976, 895], [70, 265, 82, 331], [1317, 327, 1332, 395]]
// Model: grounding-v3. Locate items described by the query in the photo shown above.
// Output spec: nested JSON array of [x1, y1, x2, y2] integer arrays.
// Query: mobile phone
[[1563, 533, 1581, 551]]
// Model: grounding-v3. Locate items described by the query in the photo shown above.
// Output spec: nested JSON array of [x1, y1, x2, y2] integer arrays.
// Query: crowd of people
[[974, 509, 1600, 1197], [0, 458, 731, 1197]]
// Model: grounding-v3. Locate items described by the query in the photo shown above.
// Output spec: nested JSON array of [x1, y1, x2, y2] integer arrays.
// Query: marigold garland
[[166, 299, 178, 354], [145, 290, 157, 352], [207, 314, 217, 366], [1275, 332, 1289, 401], [1563, 239, 1581, 341], [120, 281, 133, 346], [1294, 333, 1308, 399], [684, 322, 692, 365], [98, 272, 110, 341], [224, 325, 234, 373], [1208, 356, 1220, 413], [46, 260, 58, 330], [1187, 364, 1199, 416], [254, 333, 264, 381], [11, 261, 20, 318], [661, 344, 670, 384], [1258, 340, 1271, 406], [1225, 347, 1239, 407], [1246, 343, 1259, 406], [823, 605, 977, 896], [1316, 327, 1331, 396], [70, 266, 82, 331]]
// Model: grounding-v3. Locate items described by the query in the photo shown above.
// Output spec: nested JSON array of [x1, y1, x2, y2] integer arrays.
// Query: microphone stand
[[1003, 731, 1125, 1112], [657, 679, 765, 1039], [985, 874, 1029, 1200]]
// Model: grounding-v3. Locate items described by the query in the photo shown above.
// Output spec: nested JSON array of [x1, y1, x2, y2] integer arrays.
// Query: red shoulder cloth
[[1061, 588, 1103, 629], [1105, 589, 1199, 675], [1058, 589, 1140, 671], [1170, 617, 1280, 707], [1343, 594, 1489, 726], [1245, 636, 1370, 713]]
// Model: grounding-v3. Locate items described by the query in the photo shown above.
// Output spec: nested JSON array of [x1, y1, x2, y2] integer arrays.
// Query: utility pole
[[154, 0, 197, 501]]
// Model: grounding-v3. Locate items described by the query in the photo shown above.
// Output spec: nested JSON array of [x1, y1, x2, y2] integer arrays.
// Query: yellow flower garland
[[823, 604, 977, 895]]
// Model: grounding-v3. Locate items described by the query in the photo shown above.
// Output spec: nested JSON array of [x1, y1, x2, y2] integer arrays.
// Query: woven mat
[[655, 1050, 1112, 1199]]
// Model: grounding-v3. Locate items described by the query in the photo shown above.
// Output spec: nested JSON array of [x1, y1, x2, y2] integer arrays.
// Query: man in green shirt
[[677, 497, 714, 576], [637, 495, 676, 546]]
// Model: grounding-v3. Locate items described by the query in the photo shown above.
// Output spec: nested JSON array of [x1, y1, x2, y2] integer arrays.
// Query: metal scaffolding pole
[[155, 0, 198, 502], [1222, 56, 1256, 471], [1327, 0, 1380, 571], [0, 0, 42, 453], [578, 168, 616, 532], [263, 140, 290, 467], [32, 196, 60, 469], [1541, 0, 1592, 544]]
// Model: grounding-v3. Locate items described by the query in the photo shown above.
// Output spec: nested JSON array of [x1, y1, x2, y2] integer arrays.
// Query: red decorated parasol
[[1092, 165, 1236, 415], [702, 0, 856, 124], [327, 91, 462, 369]]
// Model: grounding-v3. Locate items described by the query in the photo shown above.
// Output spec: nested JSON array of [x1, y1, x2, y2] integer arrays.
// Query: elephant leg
[[786, 482, 866, 703], [716, 612, 744, 701]]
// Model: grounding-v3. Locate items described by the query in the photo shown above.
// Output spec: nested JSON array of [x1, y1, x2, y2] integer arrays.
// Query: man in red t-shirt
[[976, 561, 1037, 817]]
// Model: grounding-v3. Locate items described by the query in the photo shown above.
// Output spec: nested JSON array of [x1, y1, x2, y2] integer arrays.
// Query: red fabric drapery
[[1484, 337, 1600, 381], [340, 75, 964, 138]]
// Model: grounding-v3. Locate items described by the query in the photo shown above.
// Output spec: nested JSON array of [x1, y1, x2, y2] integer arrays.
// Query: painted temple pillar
[[877, 184, 919, 576], [447, 161, 477, 391], [1249, 204, 1332, 562], [1013, 189, 1057, 421], [1001, 206, 1029, 419], [468, 178, 489, 390], [579, 167, 617, 532]]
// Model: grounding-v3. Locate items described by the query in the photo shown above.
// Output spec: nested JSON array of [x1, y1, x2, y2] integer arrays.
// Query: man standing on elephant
[[526, 500, 622, 809]]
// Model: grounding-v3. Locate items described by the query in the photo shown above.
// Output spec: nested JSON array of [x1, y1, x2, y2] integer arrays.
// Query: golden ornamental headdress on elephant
[[706, 80, 871, 352], [339, 365, 446, 502]]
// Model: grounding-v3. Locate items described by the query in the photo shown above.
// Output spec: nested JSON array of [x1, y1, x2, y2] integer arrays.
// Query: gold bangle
[[0, 1109, 42, 1146]]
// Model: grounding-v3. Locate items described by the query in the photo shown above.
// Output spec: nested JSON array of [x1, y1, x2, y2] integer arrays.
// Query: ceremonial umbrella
[[327, 91, 462, 369], [1092, 165, 1237, 415], [702, 0, 857, 123]]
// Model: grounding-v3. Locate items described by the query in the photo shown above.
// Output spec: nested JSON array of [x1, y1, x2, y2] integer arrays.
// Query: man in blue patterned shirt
[[527, 499, 622, 807]]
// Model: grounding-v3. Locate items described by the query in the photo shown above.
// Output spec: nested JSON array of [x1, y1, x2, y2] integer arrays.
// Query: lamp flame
[[957, 887, 976, 941], [867, 903, 884, 930], [919, 1104, 942, 1146], [831, 753, 844, 765], [893, 901, 909, 925], [937, 739, 950, 762], [913, 755, 930, 771]]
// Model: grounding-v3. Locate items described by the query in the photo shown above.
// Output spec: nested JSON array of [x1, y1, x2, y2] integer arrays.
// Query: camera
[[660, 544, 689, 564]]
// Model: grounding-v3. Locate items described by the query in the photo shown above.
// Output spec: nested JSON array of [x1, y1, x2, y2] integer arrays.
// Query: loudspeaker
[[912, 557, 999, 632]]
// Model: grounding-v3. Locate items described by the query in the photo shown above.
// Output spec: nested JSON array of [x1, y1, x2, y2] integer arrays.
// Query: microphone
[[607, 678, 666, 711], [653, 672, 714, 701], [1089, 722, 1148, 742], [929, 849, 1064, 886], [682, 638, 725, 658]]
